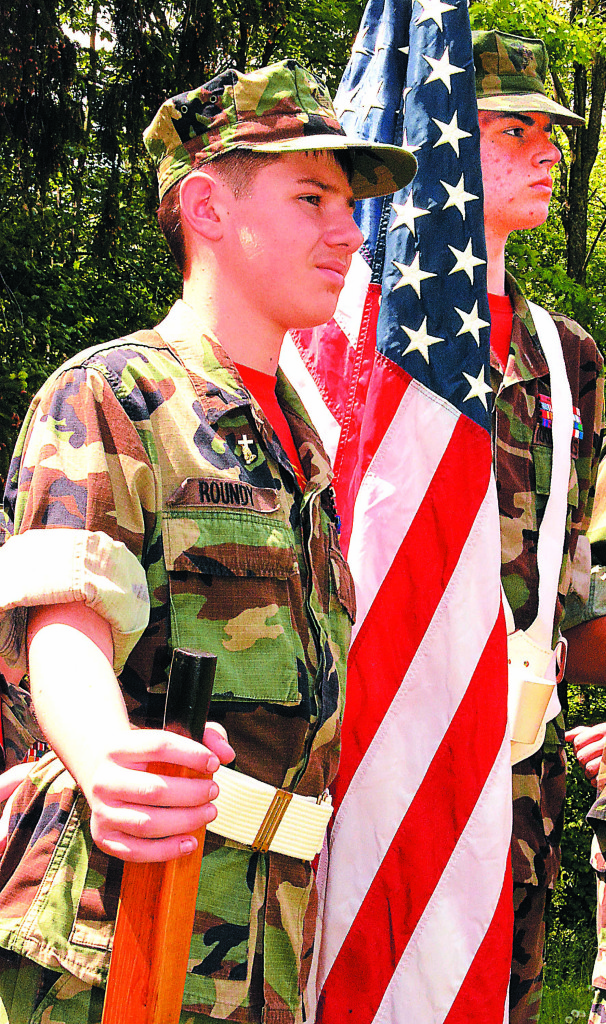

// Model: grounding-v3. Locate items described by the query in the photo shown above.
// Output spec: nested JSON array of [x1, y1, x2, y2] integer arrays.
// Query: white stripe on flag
[[374, 732, 512, 1023], [348, 379, 459, 642], [317, 481, 503, 990], [333, 249, 373, 348], [280, 332, 341, 465]]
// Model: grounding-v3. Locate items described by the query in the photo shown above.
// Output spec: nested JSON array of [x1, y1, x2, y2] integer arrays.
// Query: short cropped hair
[[156, 149, 354, 275]]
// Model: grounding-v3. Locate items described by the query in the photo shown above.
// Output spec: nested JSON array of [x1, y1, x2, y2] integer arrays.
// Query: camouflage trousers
[[0, 949, 227, 1023], [509, 883, 547, 1024], [589, 990, 606, 1023]]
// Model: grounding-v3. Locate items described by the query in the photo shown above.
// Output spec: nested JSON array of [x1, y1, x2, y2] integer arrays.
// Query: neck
[[182, 266, 284, 375], [484, 224, 508, 296]]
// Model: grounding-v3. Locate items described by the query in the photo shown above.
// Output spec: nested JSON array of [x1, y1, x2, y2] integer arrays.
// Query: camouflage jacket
[[492, 274, 604, 887], [0, 300, 355, 1023]]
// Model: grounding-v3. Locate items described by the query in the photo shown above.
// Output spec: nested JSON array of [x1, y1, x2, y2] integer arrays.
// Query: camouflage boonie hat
[[473, 30, 583, 126], [144, 58, 417, 202]]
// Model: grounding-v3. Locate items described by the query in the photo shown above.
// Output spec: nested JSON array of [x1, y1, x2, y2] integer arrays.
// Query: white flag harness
[[505, 302, 573, 765]]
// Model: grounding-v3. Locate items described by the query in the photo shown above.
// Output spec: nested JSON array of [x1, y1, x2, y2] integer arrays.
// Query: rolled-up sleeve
[[0, 529, 149, 674], [0, 359, 158, 675]]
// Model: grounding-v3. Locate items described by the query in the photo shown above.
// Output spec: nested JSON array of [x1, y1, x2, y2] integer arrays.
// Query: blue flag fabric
[[335, 0, 491, 430]]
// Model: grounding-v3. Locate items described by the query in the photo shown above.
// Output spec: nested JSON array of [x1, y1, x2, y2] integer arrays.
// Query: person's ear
[[179, 171, 225, 242]]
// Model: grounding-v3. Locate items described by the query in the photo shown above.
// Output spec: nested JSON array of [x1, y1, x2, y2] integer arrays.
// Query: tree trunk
[[565, 53, 606, 282]]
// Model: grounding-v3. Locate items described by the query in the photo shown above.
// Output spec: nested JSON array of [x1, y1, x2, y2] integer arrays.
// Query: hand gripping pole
[[101, 648, 217, 1024]]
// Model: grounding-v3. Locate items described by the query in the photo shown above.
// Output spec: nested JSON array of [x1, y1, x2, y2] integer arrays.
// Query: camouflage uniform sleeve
[[0, 361, 156, 672], [0, 530, 148, 676]]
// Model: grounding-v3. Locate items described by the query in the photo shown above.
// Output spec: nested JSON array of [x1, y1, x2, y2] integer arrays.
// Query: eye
[[504, 126, 525, 138], [301, 193, 322, 206]]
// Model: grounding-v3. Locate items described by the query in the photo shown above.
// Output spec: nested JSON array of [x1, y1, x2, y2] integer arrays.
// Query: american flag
[[281, 0, 513, 1020]]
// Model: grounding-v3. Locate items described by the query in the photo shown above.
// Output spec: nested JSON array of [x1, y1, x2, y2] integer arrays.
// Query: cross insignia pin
[[238, 433, 256, 465]]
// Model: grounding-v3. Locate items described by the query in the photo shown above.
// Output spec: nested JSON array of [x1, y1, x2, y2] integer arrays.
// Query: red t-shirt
[[488, 292, 513, 369], [235, 363, 306, 489]]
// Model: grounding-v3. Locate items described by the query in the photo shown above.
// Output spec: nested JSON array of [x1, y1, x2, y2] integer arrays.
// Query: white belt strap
[[525, 301, 574, 654], [504, 302, 574, 742], [207, 765, 333, 861]]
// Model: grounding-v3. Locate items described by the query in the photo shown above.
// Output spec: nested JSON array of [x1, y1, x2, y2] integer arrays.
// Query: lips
[[316, 260, 349, 276], [531, 178, 553, 194], [316, 260, 349, 286]]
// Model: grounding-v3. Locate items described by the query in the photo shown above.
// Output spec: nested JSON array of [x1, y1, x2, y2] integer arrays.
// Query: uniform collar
[[491, 273, 549, 388], [155, 301, 333, 492], [154, 299, 253, 423]]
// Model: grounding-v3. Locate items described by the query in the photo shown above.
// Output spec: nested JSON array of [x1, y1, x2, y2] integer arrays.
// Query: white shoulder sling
[[506, 301, 573, 765]]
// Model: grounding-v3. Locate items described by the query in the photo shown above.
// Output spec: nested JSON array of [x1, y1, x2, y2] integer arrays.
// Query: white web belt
[[206, 765, 333, 861]]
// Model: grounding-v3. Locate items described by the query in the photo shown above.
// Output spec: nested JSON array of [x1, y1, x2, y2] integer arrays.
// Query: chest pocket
[[532, 443, 579, 510], [162, 502, 302, 705]]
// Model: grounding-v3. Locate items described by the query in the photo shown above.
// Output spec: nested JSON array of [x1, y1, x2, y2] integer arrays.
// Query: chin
[[522, 205, 551, 230], [291, 304, 340, 332]]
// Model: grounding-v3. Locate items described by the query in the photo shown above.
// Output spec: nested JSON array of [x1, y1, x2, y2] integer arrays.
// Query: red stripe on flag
[[333, 415, 492, 804], [443, 860, 513, 1024], [318, 613, 507, 1023], [290, 317, 357, 426]]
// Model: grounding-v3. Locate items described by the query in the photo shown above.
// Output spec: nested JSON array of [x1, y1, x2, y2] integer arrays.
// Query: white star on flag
[[374, 23, 388, 53], [455, 301, 490, 345], [415, 0, 456, 30], [390, 194, 430, 235], [448, 238, 485, 283], [360, 79, 386, 118], [336, 82, 363, 118], [393, 253, 436, 297], [462, 365, 492, 408], [423, 46, 465, 92], [401, 317, 445, 362], [432, 111, 472, 156], [441, 173, 479, 218], [352, 24, 372, 56]]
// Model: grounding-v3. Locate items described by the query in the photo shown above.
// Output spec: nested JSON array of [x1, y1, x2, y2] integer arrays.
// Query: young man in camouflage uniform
[[0, 61, 415, 1022], [473, 29, 604, 1024]]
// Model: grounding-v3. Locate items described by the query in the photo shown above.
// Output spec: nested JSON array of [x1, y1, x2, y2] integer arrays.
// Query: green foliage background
[[3, 0, 606, 1000], [0, 0, 365, 484], [547, 685, 606, 995]]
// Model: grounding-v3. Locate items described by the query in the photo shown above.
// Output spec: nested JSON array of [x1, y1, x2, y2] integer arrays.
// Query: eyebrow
[[296, 176, 356, 208], [488, 112, 552, 129]]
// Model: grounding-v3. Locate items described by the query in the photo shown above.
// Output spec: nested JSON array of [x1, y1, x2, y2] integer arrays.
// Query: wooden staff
[[101, 648, 217, 1024]]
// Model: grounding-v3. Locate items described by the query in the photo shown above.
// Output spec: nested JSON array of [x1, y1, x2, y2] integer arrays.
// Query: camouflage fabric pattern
[[590, 840, 606, 994], [509, 883, 547, 1024], [474, 30, 547, 97], [143, 59, 416, 202], [591, 991, 606, 1024], [0, 947, 232, 1023], [472, 30, 583, 125], [0, 678, 44, 769], [493, 274, 604, 888], [0, 300, 354, 1023]]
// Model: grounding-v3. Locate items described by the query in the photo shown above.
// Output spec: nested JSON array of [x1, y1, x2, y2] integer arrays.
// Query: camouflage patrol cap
[[473, 30, 583, 126], [144, 58, 417, 202]]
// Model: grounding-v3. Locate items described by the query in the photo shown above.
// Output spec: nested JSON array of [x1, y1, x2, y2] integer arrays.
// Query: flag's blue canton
[[336, 0, 491, 431]]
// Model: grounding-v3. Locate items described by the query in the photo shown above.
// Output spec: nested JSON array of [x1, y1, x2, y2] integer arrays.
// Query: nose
[[537, 137, 561, 169], [327, 204, 364, 254]]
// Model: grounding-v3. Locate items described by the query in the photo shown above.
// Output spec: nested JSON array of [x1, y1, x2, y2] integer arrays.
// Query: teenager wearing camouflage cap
[[0, 60, 415, 1022], [472, 28, 604, 1024]]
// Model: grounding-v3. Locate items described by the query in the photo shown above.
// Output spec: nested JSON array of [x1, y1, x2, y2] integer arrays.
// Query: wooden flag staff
[[101, 648, 217, 1024]]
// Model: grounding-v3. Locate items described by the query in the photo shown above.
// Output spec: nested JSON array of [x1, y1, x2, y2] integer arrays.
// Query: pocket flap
[[162, 509, 298, 579]]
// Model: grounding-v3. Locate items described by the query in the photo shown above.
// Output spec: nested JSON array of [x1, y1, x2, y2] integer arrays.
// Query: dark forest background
[[3, 0, 606, 1000]]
